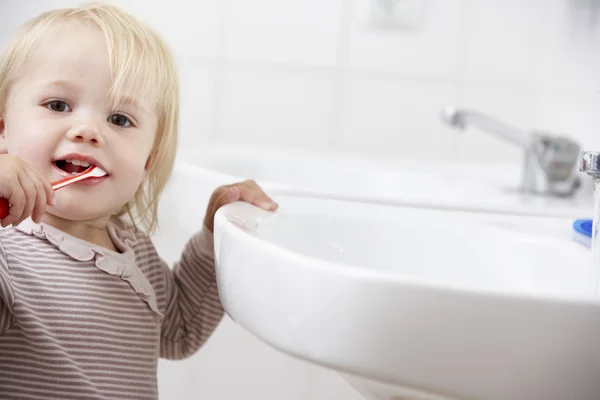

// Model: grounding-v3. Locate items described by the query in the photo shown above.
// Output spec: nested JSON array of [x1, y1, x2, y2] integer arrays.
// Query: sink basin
[[213, 195, 600, 400], [177, 144, 593, 219]]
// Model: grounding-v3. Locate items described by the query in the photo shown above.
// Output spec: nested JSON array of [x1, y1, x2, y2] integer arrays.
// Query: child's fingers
[[15, 172, 37, 226], [237, 180, 278, 210], [209, 186, 237, 219], [24, 169, 48, 223], [31, 167, 55, 206], [204, 187, 238, 231], [0, 184, 14, 228], [204, 180, 278, 231], [3, 183, 25, 228]]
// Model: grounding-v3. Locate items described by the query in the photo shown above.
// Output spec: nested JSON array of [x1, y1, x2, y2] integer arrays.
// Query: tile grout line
[[327, 0, 354, 153], [449, 0, 472, 163], [207, 0, 230, 145]]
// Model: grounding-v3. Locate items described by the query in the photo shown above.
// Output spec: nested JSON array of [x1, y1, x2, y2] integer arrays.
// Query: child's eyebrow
[[42, 79, 81, 91], [116, 96, 147, 114]]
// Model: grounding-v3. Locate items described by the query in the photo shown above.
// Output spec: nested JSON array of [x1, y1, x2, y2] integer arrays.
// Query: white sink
[[213, 195, 600, 400]]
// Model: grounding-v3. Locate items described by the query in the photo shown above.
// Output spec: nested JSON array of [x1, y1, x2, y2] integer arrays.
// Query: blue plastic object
[[573, 219, 593, 238]]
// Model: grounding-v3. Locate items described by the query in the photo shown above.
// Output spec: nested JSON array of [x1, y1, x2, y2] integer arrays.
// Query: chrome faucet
[[580, 151, 600, 179], [441, 106, 582, 197]]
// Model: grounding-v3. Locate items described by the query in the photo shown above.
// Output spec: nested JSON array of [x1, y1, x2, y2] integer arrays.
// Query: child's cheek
[[121, 154, 148, 188]]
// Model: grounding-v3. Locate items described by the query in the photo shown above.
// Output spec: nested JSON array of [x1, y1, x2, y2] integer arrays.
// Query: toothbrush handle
[[0, 198, 8, 219]]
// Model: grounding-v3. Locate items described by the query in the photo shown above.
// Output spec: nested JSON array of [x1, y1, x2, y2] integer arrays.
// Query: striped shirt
[[0, 218, 224, 399]]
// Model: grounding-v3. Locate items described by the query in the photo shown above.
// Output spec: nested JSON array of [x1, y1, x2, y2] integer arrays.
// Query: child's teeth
[[71, 172, 78, 175], [64, 159, 91, 168]]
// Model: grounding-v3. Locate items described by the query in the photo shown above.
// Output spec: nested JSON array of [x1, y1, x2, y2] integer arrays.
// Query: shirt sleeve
[[0, 238, 15, 335], [159, 227, 224, 359]]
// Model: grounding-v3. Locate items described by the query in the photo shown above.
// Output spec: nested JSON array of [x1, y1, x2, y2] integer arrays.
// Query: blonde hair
[[0, 3, 179, 234]]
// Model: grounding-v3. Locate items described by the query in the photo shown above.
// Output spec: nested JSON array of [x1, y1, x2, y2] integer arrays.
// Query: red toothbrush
[[0, 165, 107, 219]]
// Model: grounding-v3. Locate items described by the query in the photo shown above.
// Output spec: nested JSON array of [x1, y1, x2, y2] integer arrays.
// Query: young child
[[0, 3, 278, 399]]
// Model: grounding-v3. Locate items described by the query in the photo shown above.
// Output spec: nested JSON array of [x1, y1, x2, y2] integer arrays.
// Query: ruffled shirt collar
[[15, 218, 163, 317]]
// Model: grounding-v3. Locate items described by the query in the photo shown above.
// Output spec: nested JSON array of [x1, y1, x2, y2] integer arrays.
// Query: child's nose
[[66, 123, 105, 146]]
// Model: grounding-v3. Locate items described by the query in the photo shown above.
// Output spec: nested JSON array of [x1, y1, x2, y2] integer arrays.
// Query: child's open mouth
[[55, 159, 94, 175]]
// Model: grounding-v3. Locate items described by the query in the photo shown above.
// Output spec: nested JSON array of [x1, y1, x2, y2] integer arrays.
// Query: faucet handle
[[530, 132, 580, 182], [580, 151, 600, 176]]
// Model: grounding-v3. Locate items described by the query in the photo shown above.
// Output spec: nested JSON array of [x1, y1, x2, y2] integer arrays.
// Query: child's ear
[[0, 118, 7, 154]]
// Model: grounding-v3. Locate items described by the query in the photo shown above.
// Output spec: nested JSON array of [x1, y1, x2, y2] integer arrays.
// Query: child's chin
[[48, 204, 115, 222]]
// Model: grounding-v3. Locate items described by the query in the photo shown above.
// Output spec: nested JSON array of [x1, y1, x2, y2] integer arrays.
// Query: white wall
[[2, 1, 600, 399], [3, 0, 599, 166]]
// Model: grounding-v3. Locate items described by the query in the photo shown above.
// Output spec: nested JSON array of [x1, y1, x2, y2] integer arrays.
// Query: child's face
[[0, 24, 158, 222]]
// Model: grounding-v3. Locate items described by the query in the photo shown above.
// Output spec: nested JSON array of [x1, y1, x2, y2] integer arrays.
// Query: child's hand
[[0, 154, 55, 227], [203, 179, 278, 232]]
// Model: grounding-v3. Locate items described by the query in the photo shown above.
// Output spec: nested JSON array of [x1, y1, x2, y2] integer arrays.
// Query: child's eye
[[108, 114, 132, 128], [46, 100, 71, 112]]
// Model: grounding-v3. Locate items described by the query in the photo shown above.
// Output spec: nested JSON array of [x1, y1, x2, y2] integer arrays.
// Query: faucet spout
[[441, 106, 582, 197], [441, 106, 530, 149]]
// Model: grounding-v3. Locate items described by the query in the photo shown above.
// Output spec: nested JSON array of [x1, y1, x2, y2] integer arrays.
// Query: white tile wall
[[337, 74, 457, 160], [178, 56, 220, 146], [534, 91, 600, 150], [177, 59, 220, 146], [3, 0, 598, 163], [0, 0, 77, 39], [217, 64, 336, 150], [223, 0, 344, 67], [2, 1, 600, 399], [347, 0, 466, 80], [122, 0, 225, 59], [179, 318, 319, 400], [540, 0, 600, 94], [463, 0, 561, 88]]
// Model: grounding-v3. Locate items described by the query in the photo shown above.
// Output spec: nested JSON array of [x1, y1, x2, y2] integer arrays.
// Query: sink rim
[[215, 200, 598, 306]]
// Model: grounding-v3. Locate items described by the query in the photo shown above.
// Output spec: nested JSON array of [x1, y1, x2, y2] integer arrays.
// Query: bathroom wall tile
[[451, 86, 537, 164], [0, 11, 19, 51], [182, 318, 319, 400], [345, 0, 465, 79], [216, 64, 336, 150], [463, 0, 562, 88], [0, 0, 79, 49], [336, 74, 458, 161], [534, 91, 600, 151], [0, 1, 225, 60], [224, 0, 343, 67], [119, 0, 224, 59], [177, 58, 219, 149], [538, 1, 600, 94]]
